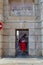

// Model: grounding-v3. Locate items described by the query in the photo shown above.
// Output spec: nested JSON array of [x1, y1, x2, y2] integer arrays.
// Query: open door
[[15, 29, 29, 58]]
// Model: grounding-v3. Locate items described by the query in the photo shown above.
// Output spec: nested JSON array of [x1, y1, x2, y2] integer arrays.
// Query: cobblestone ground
[[0, 58, 43, 65]]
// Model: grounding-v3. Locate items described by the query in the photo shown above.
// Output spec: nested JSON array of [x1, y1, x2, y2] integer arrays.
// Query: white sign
[[10, 3, 35, 16]]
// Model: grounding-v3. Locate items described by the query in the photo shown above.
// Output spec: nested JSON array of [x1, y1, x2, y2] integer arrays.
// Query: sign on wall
[[0, 22, 3, 30], [10, 2, 35, 16]]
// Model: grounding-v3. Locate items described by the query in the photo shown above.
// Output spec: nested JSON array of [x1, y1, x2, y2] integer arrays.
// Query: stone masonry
[[0, 0, 42, 57]]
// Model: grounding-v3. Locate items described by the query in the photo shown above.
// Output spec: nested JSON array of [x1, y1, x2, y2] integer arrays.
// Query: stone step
[[0, 58, 43, 65]]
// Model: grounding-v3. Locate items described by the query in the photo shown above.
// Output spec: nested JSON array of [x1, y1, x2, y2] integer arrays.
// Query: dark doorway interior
[[15, 29, 29, 58]]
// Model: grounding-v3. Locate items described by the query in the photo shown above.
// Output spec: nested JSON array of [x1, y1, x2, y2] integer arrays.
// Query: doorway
[[15, 29, 29, 58]]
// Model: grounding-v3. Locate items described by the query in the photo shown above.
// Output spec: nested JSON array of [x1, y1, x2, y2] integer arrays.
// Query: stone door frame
[[15, 29, 29, 57]]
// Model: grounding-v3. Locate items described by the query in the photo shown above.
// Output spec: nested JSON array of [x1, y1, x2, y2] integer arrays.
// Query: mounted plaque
[[9, 0, 35, 16]]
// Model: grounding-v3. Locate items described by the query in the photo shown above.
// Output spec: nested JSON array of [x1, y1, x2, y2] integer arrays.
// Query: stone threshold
[[0, 58, 43, 65]]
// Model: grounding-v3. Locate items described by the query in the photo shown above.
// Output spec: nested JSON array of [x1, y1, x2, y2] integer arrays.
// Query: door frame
[[15, 29, 29, 57]]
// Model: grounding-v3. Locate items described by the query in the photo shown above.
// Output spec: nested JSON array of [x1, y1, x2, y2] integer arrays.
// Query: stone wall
[[0, 0, 42, 57], [0, 0, 3, 57], [40, 0, 43, 56]]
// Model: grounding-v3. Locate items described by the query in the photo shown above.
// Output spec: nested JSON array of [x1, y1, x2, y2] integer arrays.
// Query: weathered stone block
[[0, 48, 2, 57]]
